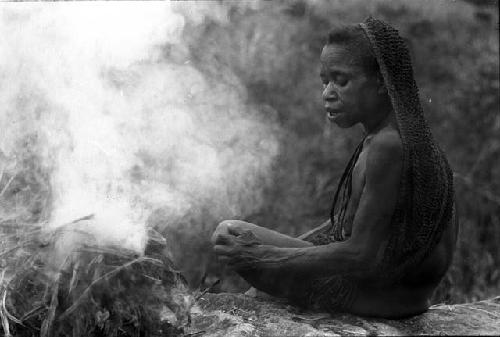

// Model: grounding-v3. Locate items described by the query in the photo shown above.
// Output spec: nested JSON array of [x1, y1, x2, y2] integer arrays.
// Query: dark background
[[171, 0, 500, 304]]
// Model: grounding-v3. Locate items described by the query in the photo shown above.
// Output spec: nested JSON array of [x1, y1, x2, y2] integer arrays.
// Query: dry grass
[[0, 220, 192, 337], [0, 132, 198, 336]]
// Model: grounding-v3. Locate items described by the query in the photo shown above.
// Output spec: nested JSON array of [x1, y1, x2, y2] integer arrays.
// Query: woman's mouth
[[326, 108, 341, 120]]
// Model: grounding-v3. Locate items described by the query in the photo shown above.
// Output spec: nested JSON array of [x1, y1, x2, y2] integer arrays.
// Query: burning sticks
[[0, 220, 193, 337]]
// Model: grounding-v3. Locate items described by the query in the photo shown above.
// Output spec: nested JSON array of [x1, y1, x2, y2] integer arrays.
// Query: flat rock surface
[[187, 293, 500, 336]]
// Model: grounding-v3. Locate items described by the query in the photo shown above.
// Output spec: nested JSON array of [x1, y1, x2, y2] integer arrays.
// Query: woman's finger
[[227, 224, 245, 237], [214, 233, 236, 246], [214, 244, 234, 256], [211, 222, 231, 244]]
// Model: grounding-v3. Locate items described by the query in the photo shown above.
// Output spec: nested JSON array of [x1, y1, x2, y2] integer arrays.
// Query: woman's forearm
[[262, 242, 370, 278]]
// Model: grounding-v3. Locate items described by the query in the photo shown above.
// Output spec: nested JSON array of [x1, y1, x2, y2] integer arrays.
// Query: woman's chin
[[328, 115, 352, 128]]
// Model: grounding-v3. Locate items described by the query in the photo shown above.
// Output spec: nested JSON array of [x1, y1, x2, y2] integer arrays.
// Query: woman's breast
[[343, 152, 368, 237]]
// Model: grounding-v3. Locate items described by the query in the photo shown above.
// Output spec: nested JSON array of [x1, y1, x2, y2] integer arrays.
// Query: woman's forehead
[[320, 44, 361, 71]]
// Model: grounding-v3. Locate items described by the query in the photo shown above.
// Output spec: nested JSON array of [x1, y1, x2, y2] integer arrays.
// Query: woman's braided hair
[[357, 17, 454, 284]]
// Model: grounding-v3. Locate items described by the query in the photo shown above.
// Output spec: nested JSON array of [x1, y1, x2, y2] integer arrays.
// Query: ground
[[185, 293, 500, 336]]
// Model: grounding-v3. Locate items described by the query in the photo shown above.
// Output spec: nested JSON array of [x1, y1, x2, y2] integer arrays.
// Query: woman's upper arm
[[349, 132, 403, 265]]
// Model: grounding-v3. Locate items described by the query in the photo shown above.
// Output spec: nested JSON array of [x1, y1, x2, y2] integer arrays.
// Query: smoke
[[0, 2, 280, 253]]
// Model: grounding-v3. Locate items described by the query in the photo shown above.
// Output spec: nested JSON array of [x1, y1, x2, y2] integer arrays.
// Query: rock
[[187, 293, 500, 336]]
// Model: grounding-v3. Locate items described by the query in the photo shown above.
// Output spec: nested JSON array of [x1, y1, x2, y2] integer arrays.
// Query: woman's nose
[[323, 83, 338, 102]]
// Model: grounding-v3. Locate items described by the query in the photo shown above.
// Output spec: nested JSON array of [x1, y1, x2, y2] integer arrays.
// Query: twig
[[2, 288, 22, 325], [0, 174, 16, 198], [195, 279, 221, 301], [68, 259, 81, 295], [0, 167, 4, 186], [143, 274, 162, 283], [0, 272, 21, 335], [70, 214, 95, 224], [0, 297, 11, 337], [1, 271, 22, 326], [20, 305, 46, 322], [0, 270, 11, 337], [40, 274, 60, 337]]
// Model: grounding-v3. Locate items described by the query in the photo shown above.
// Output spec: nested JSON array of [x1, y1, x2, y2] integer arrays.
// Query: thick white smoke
[[0, 2, 279, 253]]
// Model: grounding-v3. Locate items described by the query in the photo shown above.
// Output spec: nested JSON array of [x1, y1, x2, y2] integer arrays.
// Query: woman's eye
[[336, 76, 348, 86]]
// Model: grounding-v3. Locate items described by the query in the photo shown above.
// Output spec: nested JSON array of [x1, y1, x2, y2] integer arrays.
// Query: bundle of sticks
[[0, 217, 192, 337]]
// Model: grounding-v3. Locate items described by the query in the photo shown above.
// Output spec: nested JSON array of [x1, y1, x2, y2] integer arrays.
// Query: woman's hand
[[211, 220, 256, 245], [212, 220, 272, 269], [214, 239, 275, 269], [212, 220, 305, 270]]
